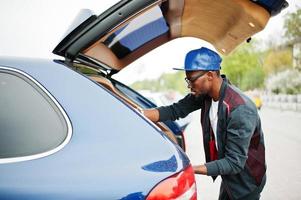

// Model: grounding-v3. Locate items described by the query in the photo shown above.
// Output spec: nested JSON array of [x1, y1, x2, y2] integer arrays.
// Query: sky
[[0, 0, 300, 84]]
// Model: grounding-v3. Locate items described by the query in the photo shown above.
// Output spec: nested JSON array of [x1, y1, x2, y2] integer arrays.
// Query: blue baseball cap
[[173, 47, 222, 71]]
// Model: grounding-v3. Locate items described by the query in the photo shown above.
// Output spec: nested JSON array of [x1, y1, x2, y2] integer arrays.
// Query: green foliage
[[261, 16, 299, 95], [221, 43, 265, 90], [240, 67, 265, 90], [131, 72, 188, 94], [284, 8, 301, 43], [266, 69, 301, 94], [262, 49, 292, 75]]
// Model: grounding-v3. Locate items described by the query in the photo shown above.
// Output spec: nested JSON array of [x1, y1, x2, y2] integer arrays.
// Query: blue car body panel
[[0, 57, 190, 199]]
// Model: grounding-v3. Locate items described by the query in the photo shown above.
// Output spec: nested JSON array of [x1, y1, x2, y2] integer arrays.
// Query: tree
[[262, 48, 292, 74], [131, 71, 188, 94], [221, 43, 265, 90], [266, 69, 301, 94], [284, 8, 301, 43]]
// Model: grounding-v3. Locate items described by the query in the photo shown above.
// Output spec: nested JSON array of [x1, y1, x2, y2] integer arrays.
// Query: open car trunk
[[53, 0, 287, 71], [53, 0, 288, 151]]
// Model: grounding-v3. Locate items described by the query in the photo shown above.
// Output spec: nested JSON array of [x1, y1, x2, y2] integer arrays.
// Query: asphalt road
[[184, 107, 301, 200]]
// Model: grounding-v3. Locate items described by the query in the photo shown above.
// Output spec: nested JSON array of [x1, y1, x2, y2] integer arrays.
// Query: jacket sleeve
[[205, 104, 257, 176], [157, 94, 204, 121]]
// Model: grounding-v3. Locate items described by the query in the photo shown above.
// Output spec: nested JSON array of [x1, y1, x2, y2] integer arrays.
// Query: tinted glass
[[0, 70, 68, 159], [113, 80, 155, 108], [103, 6, 169, 59]]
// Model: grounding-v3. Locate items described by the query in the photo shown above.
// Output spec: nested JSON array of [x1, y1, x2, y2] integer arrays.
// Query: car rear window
[[103, 6, 169, 59], [113, 80, 155, 108], [0, 69, 69, 161]]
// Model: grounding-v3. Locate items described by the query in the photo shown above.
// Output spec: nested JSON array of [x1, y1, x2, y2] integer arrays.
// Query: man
[[143, 47, 266, 200]]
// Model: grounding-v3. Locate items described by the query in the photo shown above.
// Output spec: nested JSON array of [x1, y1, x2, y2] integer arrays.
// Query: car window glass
[[0, 70, 68, 159], [113, 80, 155, 108], [103, 6, 169, 59]]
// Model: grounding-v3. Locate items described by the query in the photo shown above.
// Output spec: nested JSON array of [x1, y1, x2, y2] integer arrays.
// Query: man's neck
[[210, 76, 223, 101]]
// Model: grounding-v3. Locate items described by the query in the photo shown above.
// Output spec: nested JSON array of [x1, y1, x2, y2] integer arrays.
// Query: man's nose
[[187, 84, 191, 89]]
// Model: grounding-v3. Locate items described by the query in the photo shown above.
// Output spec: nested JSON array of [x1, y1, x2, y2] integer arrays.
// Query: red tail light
[[146, 165, 197, 200]]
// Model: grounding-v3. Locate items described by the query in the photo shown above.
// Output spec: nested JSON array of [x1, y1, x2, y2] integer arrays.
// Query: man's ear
[[207, 71, 214, 81]]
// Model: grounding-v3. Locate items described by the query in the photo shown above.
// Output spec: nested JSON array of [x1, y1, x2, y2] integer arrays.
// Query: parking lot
[[184, 107, 301, 199]]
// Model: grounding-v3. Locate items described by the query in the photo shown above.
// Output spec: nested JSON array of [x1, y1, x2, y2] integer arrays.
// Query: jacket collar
[[218, 74, 229, 102]]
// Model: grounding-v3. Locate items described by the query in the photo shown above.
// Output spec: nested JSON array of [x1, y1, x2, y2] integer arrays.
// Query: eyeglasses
[[185, 72, 207, 85]]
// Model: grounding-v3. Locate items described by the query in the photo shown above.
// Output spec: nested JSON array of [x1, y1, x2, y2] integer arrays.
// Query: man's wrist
[[193, 164, 208, 175]]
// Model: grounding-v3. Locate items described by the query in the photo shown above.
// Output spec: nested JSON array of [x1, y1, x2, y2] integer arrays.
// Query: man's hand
[[193, 164, 208, 175], [143, 109, 160, 122]]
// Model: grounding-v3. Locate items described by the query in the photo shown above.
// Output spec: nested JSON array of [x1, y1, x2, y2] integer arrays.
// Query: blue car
[[0, 0, 287, 199]]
